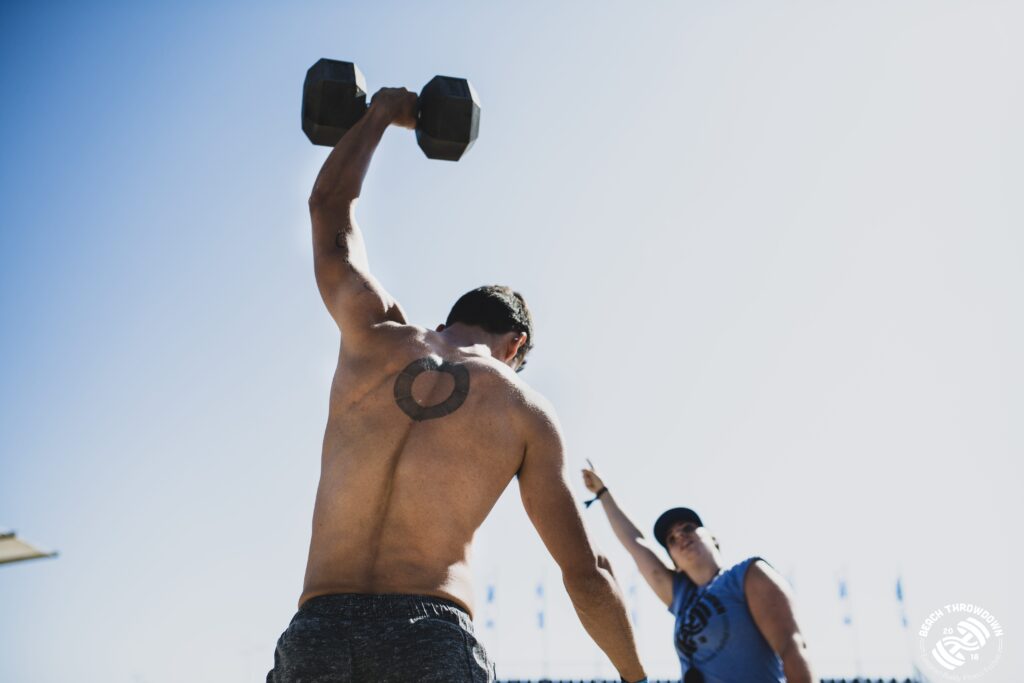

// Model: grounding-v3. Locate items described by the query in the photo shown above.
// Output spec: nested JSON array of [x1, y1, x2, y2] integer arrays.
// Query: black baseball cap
[[653, 507, 704, 549]]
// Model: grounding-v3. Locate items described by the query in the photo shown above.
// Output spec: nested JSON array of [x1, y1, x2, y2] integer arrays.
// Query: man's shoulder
[[513, 383, 563, 444], [466, 360, 553, 418], [517, 384, 556, 419], [451, 357, 559, 440]]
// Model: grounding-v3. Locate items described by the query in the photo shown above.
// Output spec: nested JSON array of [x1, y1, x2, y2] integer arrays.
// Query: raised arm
[[581, 466, 675, 607], [307, 88, 417, 345], [518, 409, 646, 683]]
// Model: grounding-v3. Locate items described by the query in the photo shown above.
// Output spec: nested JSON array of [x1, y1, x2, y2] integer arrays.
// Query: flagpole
[[536, 573, 549, 680], [896, 574, 926, 683], [484, 579, 499, 669], [838, 571, 863, 677]]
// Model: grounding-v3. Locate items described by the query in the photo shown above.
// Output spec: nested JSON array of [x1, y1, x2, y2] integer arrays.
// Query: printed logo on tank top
[[676, 593, 731, 664]]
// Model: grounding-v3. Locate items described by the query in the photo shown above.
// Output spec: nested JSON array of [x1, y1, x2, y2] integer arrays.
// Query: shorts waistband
[[297, 593, 473, 630]]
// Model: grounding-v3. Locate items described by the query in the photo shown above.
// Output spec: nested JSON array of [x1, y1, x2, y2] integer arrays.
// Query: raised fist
[[369, 87, 418, 130], [581, 459, 606, 494]]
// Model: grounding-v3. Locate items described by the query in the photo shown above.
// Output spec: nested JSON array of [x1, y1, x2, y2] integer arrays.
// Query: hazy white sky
[[2, 2, 1021, 681]]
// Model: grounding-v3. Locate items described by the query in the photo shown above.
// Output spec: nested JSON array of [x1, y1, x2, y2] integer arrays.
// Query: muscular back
[[300, 105, 646, 678], [300, 324, 534, 616]]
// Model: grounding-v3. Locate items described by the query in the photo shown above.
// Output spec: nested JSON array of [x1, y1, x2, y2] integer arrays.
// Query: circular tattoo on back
[[393, 357, 470, 421]]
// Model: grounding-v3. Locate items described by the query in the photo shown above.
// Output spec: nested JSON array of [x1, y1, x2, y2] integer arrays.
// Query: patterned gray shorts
[[267, 593, 495, 682]]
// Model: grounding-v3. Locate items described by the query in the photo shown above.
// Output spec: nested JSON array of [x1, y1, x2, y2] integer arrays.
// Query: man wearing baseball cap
[[582, 464, 816, 683]]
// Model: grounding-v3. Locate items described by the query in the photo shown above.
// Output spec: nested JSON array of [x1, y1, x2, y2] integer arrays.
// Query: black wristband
[[584, 486, 608, 508]]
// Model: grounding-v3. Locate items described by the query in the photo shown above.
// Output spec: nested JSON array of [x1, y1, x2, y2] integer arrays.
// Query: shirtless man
[[267, 87, 647, 683]]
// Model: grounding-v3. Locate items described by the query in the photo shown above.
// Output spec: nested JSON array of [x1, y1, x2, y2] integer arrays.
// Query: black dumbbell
[[301, 58, 481, 162]]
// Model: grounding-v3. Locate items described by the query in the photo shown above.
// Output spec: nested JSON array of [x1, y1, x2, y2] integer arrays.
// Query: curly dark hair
[[445, 285, 534, 371]]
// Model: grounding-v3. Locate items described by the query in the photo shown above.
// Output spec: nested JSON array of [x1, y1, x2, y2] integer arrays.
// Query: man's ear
[[506, 332, 527, 362], [436, 324, 446, 332]]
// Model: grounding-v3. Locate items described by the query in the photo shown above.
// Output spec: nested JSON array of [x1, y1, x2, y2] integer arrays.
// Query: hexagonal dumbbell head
[[416, 76, 481, 161], [302, 59, 368, 147]]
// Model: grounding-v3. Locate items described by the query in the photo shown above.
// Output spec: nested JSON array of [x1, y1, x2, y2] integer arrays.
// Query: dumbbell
[[302, 58, 481, 162]]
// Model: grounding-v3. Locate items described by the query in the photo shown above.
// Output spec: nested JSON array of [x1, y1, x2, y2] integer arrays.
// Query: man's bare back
[[269, 86, 646, 682], [301, 324, 541, 616]]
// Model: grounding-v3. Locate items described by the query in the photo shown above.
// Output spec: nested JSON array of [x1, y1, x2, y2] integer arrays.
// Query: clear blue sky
[[2, 2, 1021, 681]]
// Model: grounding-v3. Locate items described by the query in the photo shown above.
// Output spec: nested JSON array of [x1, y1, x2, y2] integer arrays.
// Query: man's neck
[[439, 324, 497, 359]]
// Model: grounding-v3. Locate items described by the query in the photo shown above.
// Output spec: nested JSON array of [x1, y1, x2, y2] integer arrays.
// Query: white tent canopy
[[0, 530, 58, 566]]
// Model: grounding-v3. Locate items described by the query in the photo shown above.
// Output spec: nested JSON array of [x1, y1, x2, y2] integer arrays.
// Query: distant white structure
[[0, 529, 58, 566]]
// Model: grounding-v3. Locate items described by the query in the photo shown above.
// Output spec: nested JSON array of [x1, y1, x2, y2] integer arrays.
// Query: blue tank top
[[668, 556, 785, 683]]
